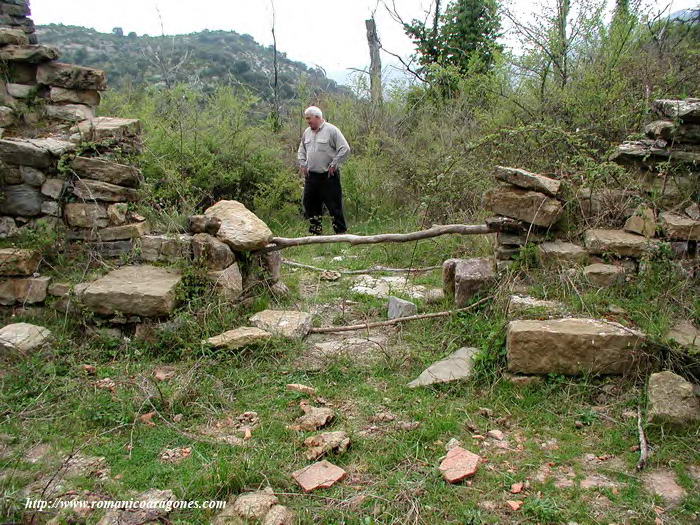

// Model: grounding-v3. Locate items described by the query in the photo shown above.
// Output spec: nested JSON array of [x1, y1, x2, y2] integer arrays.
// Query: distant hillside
[[36, 24, 347, 98]]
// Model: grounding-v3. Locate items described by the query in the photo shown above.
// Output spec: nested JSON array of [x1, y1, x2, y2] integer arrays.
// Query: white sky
[[30, 0, 699, 84]]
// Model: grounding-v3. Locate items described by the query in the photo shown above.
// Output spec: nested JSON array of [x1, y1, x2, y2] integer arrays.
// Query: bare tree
[[270, 0, 281, 131], [365, 18, 383, 105]]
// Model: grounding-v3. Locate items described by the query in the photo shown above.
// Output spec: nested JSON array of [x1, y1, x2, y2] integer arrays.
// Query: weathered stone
[[205, 327, 272, 349], [188, 214, 221, 234], [72, 179, 140, 202], [304, 431, 350, 461], [612, 140, 700, 168], [47, 282, 71, 297], [507, 318, 645, 375], [69, 221, 149, 242], [0, 248, 40, 275], [208, 262, 243, 301], [106, 203, 128, 225], [80, 265, 181, 317], [494, 166, 560, 196], [660, 211, 700, 241], [387, 296, 417, 319], [292, 460, 347, 492], [577, 187, 637, 221], [0, 276, 49, 305], [49, 87, 100, 106], [652, 98, 700, 123], [0, 28, 28, 45], [232, 489, 278, 520], [686, 203, 700, 221], [204, 200, 273, 251], [41, 178, 65, 199], [584, 229, 659, 257], [0, 184, 41, 216], [507, 295, 567, 319], [484, 186, 564, 227], [584, 263, 626, 287], [439, 446, 481, 483], [192, 233, 234, 270], [250, 309, 312, 338], [0, 105, 15, 127], [5, 83, 33, 99], [87, 240, 133, 258], [97, 488, 174, 525], [45, 103, 94, 122], [25, 137, 75, 157], [262, 505, 294, 525], [0, 216, 17, 238], [644, 120, 700, 143], [624, 206, 656, 238], [18, 166, 44, 187], [351, 274, 429, 300], [71, 156, 142, 188], [407, 347, 477, 388], [442, 258, 460, 295], [537, 241, 589, 266], [497, 231, 543, 246], [666, 321, 699, 350], [454, 258, 495, 307], [647, 371, 700, 426], [0, 322, 51, 354], [37, 62, 107, 91], [0, 44, 58, 63], [495, 245, 520, 260], [64, 202, 108, 228], [73, 117, 141, 142], [289, 402, 334, 431], [0, 138, 51, 168], [139, 234, 192, 263]]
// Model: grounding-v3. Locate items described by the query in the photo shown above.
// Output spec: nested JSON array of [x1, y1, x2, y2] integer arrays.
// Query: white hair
[[304, 106, 323, 118]]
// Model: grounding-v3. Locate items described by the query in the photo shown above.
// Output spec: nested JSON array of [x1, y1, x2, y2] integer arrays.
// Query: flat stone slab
[[71, 156, 143, 188], [73, 117, 141, 141], [584, 229, 659, 258], [249, 309, 312, 338], [652, 98, 700, 123], [660, 211, 700, 241], [648, 371, 700, 427], [507, 318, 645, 375], [537, 241, 589, 266], [407, 347, 477, 388], [507, 295, 568, 319], [297, 331, 393, 371], [584, 263, 625, 287], [0, 323, 51, 354], [205, 200, 273, 251], [292, 460, 347, 492], [0, 276, 49, 305], [80, 265, 182, 317], [439, 446, 481, 483], [72, 179, 140, 202], [351, 274, 429, 300], [495, 166, 560, 196], [0, 248, 40, 276], [484, 185, 564, 227], [205, 327, 272, 349]]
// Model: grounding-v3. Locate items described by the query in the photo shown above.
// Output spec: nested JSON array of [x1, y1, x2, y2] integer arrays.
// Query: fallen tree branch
[[309, 296, 492, 334], [636, 405, 649, 471], [265, 223, 493, 252], [282, 259, 442, 275]]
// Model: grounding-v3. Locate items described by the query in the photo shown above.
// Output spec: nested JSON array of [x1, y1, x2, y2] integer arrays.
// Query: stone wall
[[0, 0, 36, 44]]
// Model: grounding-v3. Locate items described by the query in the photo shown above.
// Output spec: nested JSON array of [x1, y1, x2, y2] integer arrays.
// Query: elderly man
[[297, 106, 351, 235]]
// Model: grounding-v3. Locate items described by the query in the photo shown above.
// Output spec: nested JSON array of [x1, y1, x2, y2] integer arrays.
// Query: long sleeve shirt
[[297, 121, 351, 173]]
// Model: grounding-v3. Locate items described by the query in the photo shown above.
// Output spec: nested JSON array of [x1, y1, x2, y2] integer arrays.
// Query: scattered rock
[[286, 383, 317, 396], [0, 322, 51, 354], [153, 366, 176, 382], [351, 274, 428, 300], [97, 488, 174, 525], [584, 229, 659, 258], [304, 431, 350, 460], [288, 402, 334, 431], [159, 447, 191, 463], [494, 165, 561, 196], [232, 488, 279, 519], [445, 438, 462, 450], [506, 500, 524, 511], [250, 309, 312, 339], [262, 505, 294, 525], [486, 429, 504, 441], [643, 469, 687, 506], [387, 296, 417, 319], [204, 326, 272, 350], [510, 482, 524, 494], [95, 378, 116, 391], [583, 263, 626, 287], [439, 446, 481, 483], [503, 373, 543, 387], [537, 241, 589, 266], [507, 318, 645, 375], [407, 347, 477, 388], [686, 203, 700, 221], [647, 371, 700, 427], [204, 200, 273, 251], [624, 206, 656, 238], [197, 412, 259, 446], [292, 460, 347, 492]]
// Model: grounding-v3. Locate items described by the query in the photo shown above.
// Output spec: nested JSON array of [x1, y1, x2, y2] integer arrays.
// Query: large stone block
[[584, 229, 659, 257], [494, 166, 560, 196], [484, 186, 563, 227], [72, 179, 140, 202], [644, 120, 700, 143], [36, 62, 107, 91], [0, 276, 49, 305], [249, 310, 312, 339], [583, 263, 626, 287], [0, 248, 40, 276], [68, 221, 149, 242], [537, 241, 588, 266], [207, 263, 243, 301], [204, 200, 273, 251], [49, 87, 101, 106], [0, 138, 51, 168], [0, 105, 15, 127], [652, 98, 700, 123], [70, 156, 142, 188], [73, 117, 141, 142], [5, 83, 34, 99], [0, 28, 29, 45], [453, 258, 495, 307], [41, 178, 65, 199], [64, 202, 108, 228], [647, 371, 700, 427], [659, 212, 700, 241], [139, 234, 192, 263], [0, 44, 58, 63], [0, 184, 42, 216], [192, 233, 234, 270], [407, 347, 477, 388], [80, 265, 182, 317], [507, 318, 645, 375], [44, 104, 94, 122]]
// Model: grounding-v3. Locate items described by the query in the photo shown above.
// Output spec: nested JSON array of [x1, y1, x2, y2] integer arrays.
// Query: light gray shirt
[[297, 121, 351, 173]]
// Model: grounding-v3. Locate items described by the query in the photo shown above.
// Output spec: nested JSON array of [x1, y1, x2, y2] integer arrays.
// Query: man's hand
[[328, 165, 337, 177], [299, 166, 309, 180]]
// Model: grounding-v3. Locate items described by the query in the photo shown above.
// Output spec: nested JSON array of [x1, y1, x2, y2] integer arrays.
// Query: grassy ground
[[1, 214, 699, 524]]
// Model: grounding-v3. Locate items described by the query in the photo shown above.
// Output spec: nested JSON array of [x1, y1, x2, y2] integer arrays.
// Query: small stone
[[286, 383, 317, 396], [205, 327, 272, 349], [262, 505, 294, 525], [41, 178, 65, 199], [494, 165, 560, 196], [510, 482, 524, 494], [107, 203, 128, 225], [208, 262, 243, 301], [660, 211, 700, 241], [503, 373, 543, 387], [506, 500, 524, 511], [387, 296, 417, 319], [666, 321, 699, 350], [159, 446, 191, 463], [486, 429, 504, 441], [685, 203, 700, 221], [507, 295, 567, 319], [624, 206, 656, 238], [647, 371, 700, 426], [0, 322, 51, 354], [439, 446, 481, 483], [303, 431, 350, 460], [407, 347, 477, 388], [292, 460, 347, 492], [249, 309, 312, 339], [232, 489, 278, 519], [583, 263, 626, 287], [192, 233, 235, 270], [445, 438, 462, 450], [453, 258, 495, 307], [0, 276, 49, 305], [48, 282, 71, 297], [288, 402, 334, 431]]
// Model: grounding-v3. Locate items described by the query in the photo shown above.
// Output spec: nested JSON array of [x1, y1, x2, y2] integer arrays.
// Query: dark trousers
[[303, 170, 347, 234]]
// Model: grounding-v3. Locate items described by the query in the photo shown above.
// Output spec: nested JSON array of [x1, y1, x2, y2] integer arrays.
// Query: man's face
[[305, 114, 322, 130]]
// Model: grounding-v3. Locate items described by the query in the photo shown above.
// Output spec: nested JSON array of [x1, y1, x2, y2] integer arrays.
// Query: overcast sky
[[30, 0, 699, 84]]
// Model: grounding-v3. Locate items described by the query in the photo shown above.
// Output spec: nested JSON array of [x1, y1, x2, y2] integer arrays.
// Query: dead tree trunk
[[365, 18, 383, 106]]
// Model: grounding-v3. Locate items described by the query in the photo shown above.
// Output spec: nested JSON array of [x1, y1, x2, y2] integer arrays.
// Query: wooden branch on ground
[[636, 405, 649, 471], [309, 296, 492, 334], [265, 223, 493, 252], [282, 259, 442, 275]]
